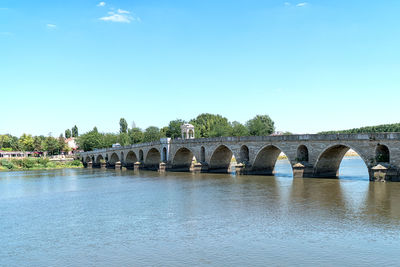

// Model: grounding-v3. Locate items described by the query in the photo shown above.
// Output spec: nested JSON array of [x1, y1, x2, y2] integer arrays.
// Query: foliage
[[319, 123, 400, 134], [42, 136, 60, 155], [77, 127, 103, 151], [103, 133, 119, 148], [72, 125, 79, 137], [118, 132, 130, 146], [120, 118, 128, 134], [143, 126, 162, 142], [246, 115, 275, 136], [166, 119, 186, 139], [0, 158, 83, 171], [128, 128, 144, 144], [19, 134, 34, 151], [189, 113, 232, 138], [231, 121, 249, 136], [65, 129, 72, 139]]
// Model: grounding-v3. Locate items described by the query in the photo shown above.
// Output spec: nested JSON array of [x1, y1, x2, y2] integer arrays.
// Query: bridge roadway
[[79, 133, 400, 181]]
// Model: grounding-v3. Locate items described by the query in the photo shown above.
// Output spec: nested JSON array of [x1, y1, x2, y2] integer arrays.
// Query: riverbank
[[0, 158, 83, 171]]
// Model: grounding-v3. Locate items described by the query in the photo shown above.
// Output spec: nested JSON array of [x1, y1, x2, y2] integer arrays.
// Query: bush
[[0, 159, 15, 169], [70, 160, 83, 167], [21, 158, 35, 169]]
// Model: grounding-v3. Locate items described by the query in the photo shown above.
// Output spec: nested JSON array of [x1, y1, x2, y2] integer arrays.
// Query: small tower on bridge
[[181, 123, 195, 139]]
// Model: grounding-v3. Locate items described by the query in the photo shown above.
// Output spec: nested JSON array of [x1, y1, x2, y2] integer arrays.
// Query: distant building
[[0, 151, 35, 158], [65, 137, 78, 154]]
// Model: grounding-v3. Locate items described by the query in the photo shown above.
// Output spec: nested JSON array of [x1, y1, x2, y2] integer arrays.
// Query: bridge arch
[[125, 151, 138, 168], [145, 148, 161, 170], [297, 145, 309, 162], [314, 144, 369, 178], [252, 145, 291, 175], [376, 144, 390, 163], [108, 152, 120, 166], [172, 147, 194, 171], [84, 156, 91, 163], [95, 154, 104, 164], [209, 145, 233, 173]]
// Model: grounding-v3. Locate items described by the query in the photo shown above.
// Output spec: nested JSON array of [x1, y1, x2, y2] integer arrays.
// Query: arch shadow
[[171, 147, 194, 172], [209, 145, 233, 173], [145, 148, 161, 170]]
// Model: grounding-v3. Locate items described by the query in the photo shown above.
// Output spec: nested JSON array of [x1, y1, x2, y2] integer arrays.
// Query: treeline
[[78, 113, 276, 151], [0, 125, 79, 154], [319, 123, 400, 134]]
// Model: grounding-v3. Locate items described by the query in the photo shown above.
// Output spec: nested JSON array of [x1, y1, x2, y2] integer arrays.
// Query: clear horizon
[[1, 0, 400, 137]]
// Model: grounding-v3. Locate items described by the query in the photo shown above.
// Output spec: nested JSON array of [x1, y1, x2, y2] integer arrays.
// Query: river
[[1, 157, 400, 266]]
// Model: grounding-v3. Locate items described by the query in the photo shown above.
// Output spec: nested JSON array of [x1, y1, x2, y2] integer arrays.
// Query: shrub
[[21, 158, 35, 169], [0, 159, 15, 170], [70, 160, 83, 167]]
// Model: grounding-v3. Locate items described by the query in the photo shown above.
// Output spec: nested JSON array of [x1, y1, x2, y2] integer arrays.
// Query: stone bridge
[[79, 133, 400, 181]]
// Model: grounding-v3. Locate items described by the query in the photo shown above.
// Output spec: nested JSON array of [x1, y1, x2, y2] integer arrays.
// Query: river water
[[1, 157, 400, 266]]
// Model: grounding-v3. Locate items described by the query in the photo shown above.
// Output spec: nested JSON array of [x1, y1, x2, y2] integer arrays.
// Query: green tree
[[43, 136, 59, 155], [102, 133, 119, 148], [33, 135, 45, 151], [143, 126, 161, 142], [128, 128, 144, 144], [19, 133, 35, 151], [189, 113, 232, 138], [160, 126, 168, 138], [58, 134, 66, 153], [77, 127, 103, 151], [72, 125, 79, 137], [118, 132, 130, 146], [246, 115, 275, 136], [0, 134, 16, 150], [231, 121, 249, 136], [120, 118, 128, 134], [166, 119, 185, 139], [65, 129, 72, 139]]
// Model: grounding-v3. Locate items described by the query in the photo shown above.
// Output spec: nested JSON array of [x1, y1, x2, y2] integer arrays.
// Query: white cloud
[[97, 2, 106, 7], [99, 8, 140, 23], [296, 2, 307, 7], [117, 9, 129, 14], [0, 31, 12, 36], [46, 24, 57, 29], [284, 2, 291, 6]]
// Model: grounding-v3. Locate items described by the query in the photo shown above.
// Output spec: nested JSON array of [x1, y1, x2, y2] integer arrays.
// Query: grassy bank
[[0, 158, 83, 171]]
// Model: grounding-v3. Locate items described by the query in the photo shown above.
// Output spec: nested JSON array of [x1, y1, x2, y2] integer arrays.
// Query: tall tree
[[43, 136, 59, 155], [33, 135, 45, 151], [166, 119, 185, 139], [190, 113, 232, 138], [72, 125, 79, 137], [246, 115, 275, 136], [58, 134, 66, 153], [231, 121, 249, 137], [65, 129, 72, 139], [77, 128, 103, 151], [19, 133, 35, 151], [120, 118, 128, 133], [128, 128, 144, 144], [143, 126, 161, 142], [118, 133, 130, 146]]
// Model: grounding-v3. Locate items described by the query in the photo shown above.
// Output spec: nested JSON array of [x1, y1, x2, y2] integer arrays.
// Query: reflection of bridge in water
[[79, 133, 400, 182]]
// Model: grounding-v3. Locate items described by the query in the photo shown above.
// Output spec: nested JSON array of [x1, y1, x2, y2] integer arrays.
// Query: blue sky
[[1, 0, 400, 136]]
